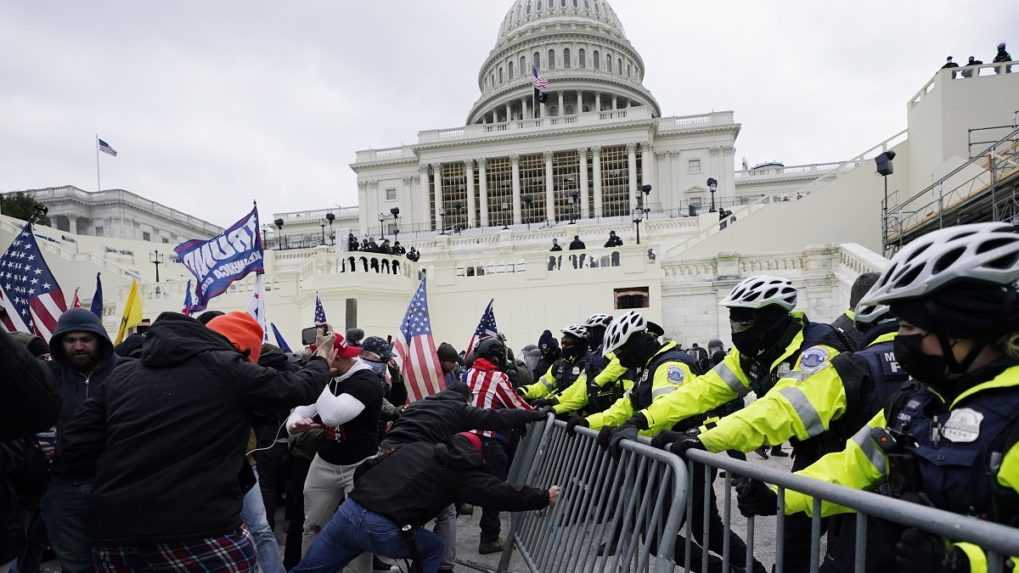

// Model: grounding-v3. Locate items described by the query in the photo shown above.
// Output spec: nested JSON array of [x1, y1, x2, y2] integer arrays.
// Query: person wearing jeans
[[39, 478, 93, 573], [241, 469, 284, 573]]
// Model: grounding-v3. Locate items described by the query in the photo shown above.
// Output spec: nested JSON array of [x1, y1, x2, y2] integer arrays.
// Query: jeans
[[301, 455, 371, 572], [40, 478, 93, 573], [432, 504, 457, 569], [240, 472, 284, 573], [293, 499, 443, 573]]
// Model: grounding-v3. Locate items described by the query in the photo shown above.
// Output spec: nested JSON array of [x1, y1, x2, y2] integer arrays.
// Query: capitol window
[[533, 51, 541, 70], [606, 54, 612, 73], [508, 60, 514, 78], [386, 188, 397, 201], [627, 63, 632, 77], [618, 58, 622, 74], [688, 159, 702, 174], [548, 49, 555, 70], [142, 231, 151, 242], [579, 49, 586, 68], [564, 48, 571, 68], [593, 50, 599, 70], [520, 56, 526, 74], [499, 67, 503, 83]]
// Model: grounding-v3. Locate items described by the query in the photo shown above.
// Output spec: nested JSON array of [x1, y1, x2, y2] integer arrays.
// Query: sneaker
[[373, 556, 397, 572], [478, 538, 504, 554]]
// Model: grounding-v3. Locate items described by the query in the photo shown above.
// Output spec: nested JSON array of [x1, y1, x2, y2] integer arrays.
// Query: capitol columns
[[641, 142, 656, 197], [511, 154, 522, 225], [578, 148, 589, 219], [465, 160, 476, 229], [558, 92, 565, 117], [479, 159, 489, 227], [544, 151, 555, 223], [627, 143, 638, 214], [592, 147, 603, 218], [431, 163, 443, 231], [418, 165, 431, 227]]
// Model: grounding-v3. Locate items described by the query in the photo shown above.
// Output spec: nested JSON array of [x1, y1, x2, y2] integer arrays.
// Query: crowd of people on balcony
[[549, 231, 624, 253], [940, 42, 1012, 76], [346, 232, 420, 262]]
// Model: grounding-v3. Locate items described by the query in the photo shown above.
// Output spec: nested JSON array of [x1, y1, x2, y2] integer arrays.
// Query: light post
[[707, 177, 718, 213], [875, 151, 896, 249], [319, 220, 326, 245], [501, 201, 510, 230], [390, 207, 401, 243], [262, 226, 272, 249], [523, 197, 533, 230], [326, 212, 336, 245], [378, 212, 387, 239], [633, 184, 653, 245], [274, 218, 286, 250], [150, 250, 164, 283]]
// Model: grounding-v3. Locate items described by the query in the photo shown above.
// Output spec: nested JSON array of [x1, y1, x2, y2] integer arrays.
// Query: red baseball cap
[[332, 332, 363, 359]]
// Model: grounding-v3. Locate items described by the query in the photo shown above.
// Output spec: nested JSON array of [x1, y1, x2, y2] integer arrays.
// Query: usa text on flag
[[464, 299, 498, 358], [0, 223, 67, 339], [394, 277, 444, 403], [98, 138, 118, 157]]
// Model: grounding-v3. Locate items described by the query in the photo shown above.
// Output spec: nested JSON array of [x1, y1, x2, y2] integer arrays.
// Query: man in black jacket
[[40, 308, 122, 573], [293, 433, 558, 573], [59, 311, 334, 572]]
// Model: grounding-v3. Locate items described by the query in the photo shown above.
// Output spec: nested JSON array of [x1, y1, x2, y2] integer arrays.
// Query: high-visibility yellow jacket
[[636, 314, 846, 436], [520, 354, 585, 400], [552, 354, 628, 415], [586, 341, 695, 437], [697, 330, 901, 454], [785, 366, 1019, 573]]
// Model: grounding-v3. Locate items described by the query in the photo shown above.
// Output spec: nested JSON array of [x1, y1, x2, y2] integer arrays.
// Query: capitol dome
[[467, 0, 660, 125]]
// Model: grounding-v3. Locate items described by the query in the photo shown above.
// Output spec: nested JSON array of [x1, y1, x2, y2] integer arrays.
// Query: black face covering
[[617, 333, 660, 369], [893, 334, 951, 389], [730, 307, 792, 357], [561, 335, 588, 361]]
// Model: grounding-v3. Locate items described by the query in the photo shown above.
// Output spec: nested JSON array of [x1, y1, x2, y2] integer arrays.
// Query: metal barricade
[[498, 417, 689, 573], [680, 449, 1019, 573]]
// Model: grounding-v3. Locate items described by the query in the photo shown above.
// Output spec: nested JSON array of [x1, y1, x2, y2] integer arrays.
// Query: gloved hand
[[607, 424, 639, 458], [668, 433, 706, 460], [536, 405, 554, 417], [596, 426, 614, 449], [526, 409, 549, 422], [734, 478, 778, 517], [565, 416, 589, 436], [895, 528, 966, 573], [650, 430, 685, 450], [532, 398, 558, 408], [627, 413, 650, 431]]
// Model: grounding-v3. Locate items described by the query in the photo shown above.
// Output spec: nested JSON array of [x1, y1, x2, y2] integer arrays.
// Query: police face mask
[[616, 333, 659, 369], [729, 307, 791, 357], [893, 333, 985, 396], [561, 336, 587, 361]]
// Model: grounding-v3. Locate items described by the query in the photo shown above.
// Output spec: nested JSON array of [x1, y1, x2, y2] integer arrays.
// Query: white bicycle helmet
[[853, 302, 892, 326], [603, 311, 646, 355], [585, 313, 613, 328], [720, 275, 798, 311], [561, 323, 588, 340], [860, 223, 1019, 307]]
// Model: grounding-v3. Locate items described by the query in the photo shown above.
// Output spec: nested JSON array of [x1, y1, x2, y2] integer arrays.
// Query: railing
[[658, 111, 736, 131], [416, 107, 656, 144], [335, 252, 415, 278], [0, 215, 142, 281], [912, 61, 1018, 108], [546, 249, 623, 272], [498, 417, 689, 573], [735, 161, 854, 181], [353, 147, 417, 163]]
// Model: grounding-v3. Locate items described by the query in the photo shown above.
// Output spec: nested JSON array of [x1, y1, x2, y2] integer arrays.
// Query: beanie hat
[[207, 311, 264, 363], [538, 330, 558, 351], [455, 431, 483, 454], [437, 342, 459, 363]]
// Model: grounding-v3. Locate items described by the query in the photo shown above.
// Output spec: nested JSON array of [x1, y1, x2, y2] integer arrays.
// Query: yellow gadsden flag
[[114, 280, 143, 345]]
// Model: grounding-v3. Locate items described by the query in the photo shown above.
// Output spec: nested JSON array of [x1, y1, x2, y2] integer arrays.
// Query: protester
[[40, 308, 123, 573], [534, 330, 560, 379], [550, 238, 562, 252], [604, 230, 623, 247], [994, 42, 1011, 63], [292, 433, 559, 573], [568, 235, 585, 250], [287, 332, 383, 568], [961, 56, 983, 77], [348, 232, 359, 251], [437, 342, 463, 386], [57, 311, 333, 573], [392, 241, 406, 255], [941, 56, 959, 70], [407, 246, 420, 262]]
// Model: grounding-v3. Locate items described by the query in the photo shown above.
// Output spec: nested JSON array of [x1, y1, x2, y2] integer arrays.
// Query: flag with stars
[[393, 277, 444, 403], [182, 279, 194, 316], [247, 274, 269, 342], [0, 223, 67, 339], [314, 293, 327, 325], [464, 299, 498, 358]]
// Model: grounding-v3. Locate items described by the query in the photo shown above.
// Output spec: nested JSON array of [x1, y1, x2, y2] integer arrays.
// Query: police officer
[[769, 222, 1019, 573], [552, 314, 630, 417], [610, 274, 854, 572], [520, 324, 588, 403], [662, 301, 908, 572]]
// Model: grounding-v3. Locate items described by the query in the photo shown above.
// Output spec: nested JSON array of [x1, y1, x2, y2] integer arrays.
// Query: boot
[[478, 537, 504, 554]]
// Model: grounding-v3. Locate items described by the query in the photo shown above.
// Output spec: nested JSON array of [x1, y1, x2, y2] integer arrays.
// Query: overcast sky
[[2, 1, 1016, 227]]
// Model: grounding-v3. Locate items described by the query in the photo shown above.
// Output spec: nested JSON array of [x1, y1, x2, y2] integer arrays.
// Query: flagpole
[[95, 134, 101, 192]]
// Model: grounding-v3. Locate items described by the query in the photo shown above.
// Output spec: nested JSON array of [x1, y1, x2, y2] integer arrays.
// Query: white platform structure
[[2, 1, 1018, 353]]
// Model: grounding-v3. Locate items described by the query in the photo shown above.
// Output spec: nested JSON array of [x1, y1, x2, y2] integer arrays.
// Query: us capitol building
[[4, 0, 1018, 350]]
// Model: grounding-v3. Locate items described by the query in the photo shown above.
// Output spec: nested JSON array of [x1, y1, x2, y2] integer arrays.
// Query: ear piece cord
[[245, 418, 289, 457]]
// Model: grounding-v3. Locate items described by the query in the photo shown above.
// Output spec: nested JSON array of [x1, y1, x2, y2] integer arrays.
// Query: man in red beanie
[[59, 311, 336, 573]]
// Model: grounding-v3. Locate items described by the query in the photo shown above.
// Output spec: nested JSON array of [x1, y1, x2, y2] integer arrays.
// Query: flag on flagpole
[[98, 138, 118, 157], [270, 322, 293, 353], [89, 273, 103, 318], [71, 288, 81, 309], [393, 277, 444, 403], [532, 63, 549, 115], [114, 280, 143, 345], [464, 299, 498, 358], [182, 280, 193, 316], [175, 206, 263, 312], [314, 293, 327, 325], [247, 274, 269, 342], [0, 222, 67, 339]]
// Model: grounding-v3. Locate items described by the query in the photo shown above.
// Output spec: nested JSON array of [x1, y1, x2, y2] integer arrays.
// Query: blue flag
[[314, 293, 327, 325], [175, 206, 263, 313], [271, 322, 293, 353], [89, 273, 103, 318], [182, 280, 194, 315]]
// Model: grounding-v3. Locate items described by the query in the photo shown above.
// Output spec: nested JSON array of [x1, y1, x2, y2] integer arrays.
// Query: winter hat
[[538, 330, 558, 351], [332, 332, 363, 359], [455, 431, 483, 454], [207, 311, 264, 363], [437, 342, 459, 363]]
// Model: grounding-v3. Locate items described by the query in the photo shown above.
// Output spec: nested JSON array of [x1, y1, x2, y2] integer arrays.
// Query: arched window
[[579, 48, 586, 68], [537, 0, 542, 11], [627, 63, 632, 78], [498, 67, 503, 83], [520, 56, 526, 75], [533, 51, 541, 71], [606, 54, 612, 73], [526, 2, 531, 14], [574, 0, 578, 6], [561, 0, 566, 7], [548, 49, 555, 70], [593, 50, 599, 70], [508, 60, 514, 79], [564, 48, 571, 69], [618, 58, 622, 74]]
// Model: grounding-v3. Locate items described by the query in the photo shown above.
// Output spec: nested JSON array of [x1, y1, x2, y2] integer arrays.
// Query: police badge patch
[[798, 347, 829, 375], [667, 367, 684, 382], [942, 408, 984, 443]]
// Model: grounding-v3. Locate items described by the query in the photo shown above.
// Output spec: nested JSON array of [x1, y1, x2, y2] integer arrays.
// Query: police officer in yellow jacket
[[554, 314, 631, 417], [748, 223, 1019, 573], [520, 324, 588, 403], [610, 274, 855, 573]]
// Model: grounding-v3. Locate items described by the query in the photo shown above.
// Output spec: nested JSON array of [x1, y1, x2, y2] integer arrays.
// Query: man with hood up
[[58, 311, 334, 572], [41, 308, 122, 573]]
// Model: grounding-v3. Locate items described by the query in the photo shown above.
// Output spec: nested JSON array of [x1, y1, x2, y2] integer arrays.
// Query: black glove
[[734, 478, 778, 517], [536, 405, 554, 417], [668, 434, 706, 460], [596, 426, 614, 449], [650, 430, 685, 450], [627, 413, 650, 431], [895, 528, 966, 573], [566, 416, 589, 436], [532, 398, 558, 408], [526, 409, 549, 422], [607, 424, 639, 458]]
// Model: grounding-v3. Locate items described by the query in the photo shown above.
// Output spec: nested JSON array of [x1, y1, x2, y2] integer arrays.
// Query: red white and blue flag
[[465, 364, 532, 438], [182, 279, 193, 316], [0, 223, 67, 339], [394, 277, 444, 403], [314, 293, 327, 325], [247, 274, 268, 342], [98, 138, 118, 157], [532, 64, 550, 92], [464, 298, 498, 358]]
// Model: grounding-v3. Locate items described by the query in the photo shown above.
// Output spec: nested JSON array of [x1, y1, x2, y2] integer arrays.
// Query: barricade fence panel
[[499, 416, 689, 573]]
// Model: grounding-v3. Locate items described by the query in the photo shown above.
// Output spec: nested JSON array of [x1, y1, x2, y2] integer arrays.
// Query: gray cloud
[[1, 0, 1016, 227]]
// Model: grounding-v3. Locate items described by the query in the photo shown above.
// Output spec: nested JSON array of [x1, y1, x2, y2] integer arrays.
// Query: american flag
[[0, 223, 67, 339], [464, 298, 498, 358], [182, 279, 193, 316], [98, 137, 118, 157], [71, 288, 81, 308], [532, 64, 550, 92], [465, 364, 532, 438], [270, 322, 293, 353], [314, 293, 327, 325], [247, 273, 269, 342], [393, 277, 444, 403]]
